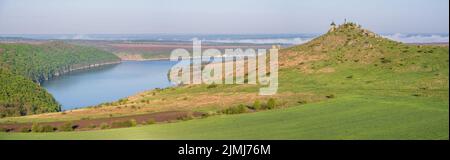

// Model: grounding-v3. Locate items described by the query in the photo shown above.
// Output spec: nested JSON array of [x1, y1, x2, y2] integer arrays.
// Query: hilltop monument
[[329, 21, 337, 32]]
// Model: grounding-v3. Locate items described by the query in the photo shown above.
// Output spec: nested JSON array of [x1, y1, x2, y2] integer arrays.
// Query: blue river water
[[41, 60, 176, 110]]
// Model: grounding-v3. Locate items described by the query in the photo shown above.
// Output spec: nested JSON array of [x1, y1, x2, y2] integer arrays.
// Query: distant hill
[[280, 22, 449, 75], [0, 42, 120, 117]]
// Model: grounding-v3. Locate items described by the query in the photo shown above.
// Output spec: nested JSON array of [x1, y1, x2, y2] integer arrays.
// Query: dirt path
[[0, 111, 204, 132]]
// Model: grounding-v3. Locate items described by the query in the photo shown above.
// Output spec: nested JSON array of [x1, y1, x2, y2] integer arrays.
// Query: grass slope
[[1, 93, 447, 140]]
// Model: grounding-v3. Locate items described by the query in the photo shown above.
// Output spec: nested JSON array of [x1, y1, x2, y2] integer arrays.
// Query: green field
[[1, 92, 447, 140]]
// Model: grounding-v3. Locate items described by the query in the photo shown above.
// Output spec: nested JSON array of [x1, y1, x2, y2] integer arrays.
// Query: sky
[[0, 0, 448, 34]]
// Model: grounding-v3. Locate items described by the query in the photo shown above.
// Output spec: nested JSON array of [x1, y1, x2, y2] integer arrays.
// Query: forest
[[0, 41, 120, 117], [0, 41, 120, 83]]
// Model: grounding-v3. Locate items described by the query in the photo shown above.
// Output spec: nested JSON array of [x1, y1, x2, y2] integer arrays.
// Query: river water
[[41, 60, 176, 110]]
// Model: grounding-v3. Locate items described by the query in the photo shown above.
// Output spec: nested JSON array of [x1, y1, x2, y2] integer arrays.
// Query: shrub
[[326, 94, 335, 99], [81, 117, 91, 120], [31, 123, 40, 132], [266, 98, 276, 110], [202, 111, 216, 118], [20, 127, 31, 133], [177, 113, 194, 121], [40, 125, 55, 132], [58, 121, 75, 132], [88, 124, 97, 129], [100, 123, 110, 130], [252, 99, 262, 110], [380, 58, 391, 63], [297, 100, 307, 104], [118, 98, 128, 104], [111, 119, 137, 128], [412, 93, 421, 97], [130, 119, 137, 127], [0, 128, 9, 132], [146, 118, 156, 125], [207, 83, 218, 89], [31, 123, 56, 132], [221, 104, 248, 114]]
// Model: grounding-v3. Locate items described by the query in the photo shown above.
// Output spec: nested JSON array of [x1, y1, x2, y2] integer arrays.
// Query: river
[[41, 60, 176, 110]]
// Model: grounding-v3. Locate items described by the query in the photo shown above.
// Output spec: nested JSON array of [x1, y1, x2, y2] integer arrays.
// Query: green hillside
[[0, 23, 448, 139], [0, 69, 60, 118], [1, 94, 447, 140], [0, 42, 120, 117], [0, 42, 120, 83]]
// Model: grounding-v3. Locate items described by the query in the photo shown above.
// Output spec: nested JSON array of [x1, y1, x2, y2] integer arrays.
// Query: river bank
[[37, 60, 122, 85]]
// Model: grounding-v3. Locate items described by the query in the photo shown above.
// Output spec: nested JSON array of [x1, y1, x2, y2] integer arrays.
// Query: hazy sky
[[0, 0, 448, 34]]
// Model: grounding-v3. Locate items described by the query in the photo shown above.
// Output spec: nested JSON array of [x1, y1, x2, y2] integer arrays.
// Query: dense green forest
[[0, 42, 120, 83], [0, 69, 60, 117], [0, 42, 120, 117]]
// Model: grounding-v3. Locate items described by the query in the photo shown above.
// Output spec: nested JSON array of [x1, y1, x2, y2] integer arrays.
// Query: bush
[[0, 128, 9, 132], [252, 99, 262, 110], [177, 113, 194, 121], [201, 111, 216, 118], [31, 123, 40, 132], [100, 123, 110, 130], [412, 93, 421, 97], [40, 125, 56, 132], [58, 121, 75, 132], [221, 104, 248, 114], [111, 119, 137, 128], [20, 127, 31, 133], [31, 123, 56, 132], [207, 83, 218, 89], [326, 94, 335, 99], [88, 124, 97, 129], [266, 98, 276, 110], [118, 98, 128, 104], [130, 119, 137, 127], [380, 58, 391, 63], [146, 118, 156, 125], [81, 117, 91, 120], [297, 100, 307, 104]]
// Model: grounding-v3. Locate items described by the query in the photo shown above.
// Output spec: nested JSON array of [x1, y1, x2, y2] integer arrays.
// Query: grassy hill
[[0, 42, 120, 117], [0, 23, 448, 139]]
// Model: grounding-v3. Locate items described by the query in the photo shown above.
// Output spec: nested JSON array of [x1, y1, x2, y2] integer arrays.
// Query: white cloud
[[383, 33, 449, 43]]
